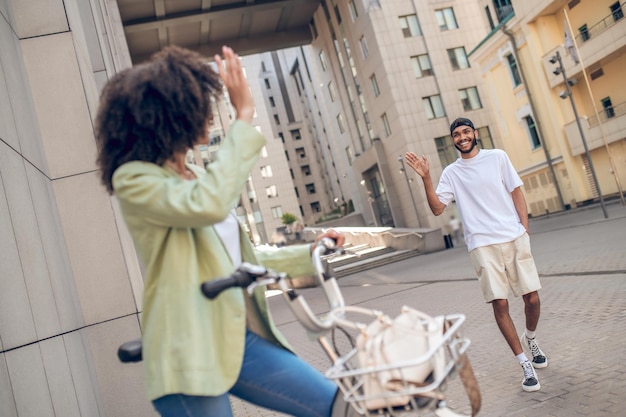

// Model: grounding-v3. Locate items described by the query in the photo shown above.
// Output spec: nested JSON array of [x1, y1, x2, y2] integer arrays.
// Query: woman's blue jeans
[[152, 330, 338, 417]]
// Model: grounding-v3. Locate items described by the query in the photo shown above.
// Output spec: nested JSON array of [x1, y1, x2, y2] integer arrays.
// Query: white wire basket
[[323, 306, 471, 416]]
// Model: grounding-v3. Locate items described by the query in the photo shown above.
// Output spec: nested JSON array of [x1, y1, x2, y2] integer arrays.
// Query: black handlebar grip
[[201, 269, 253, 299]]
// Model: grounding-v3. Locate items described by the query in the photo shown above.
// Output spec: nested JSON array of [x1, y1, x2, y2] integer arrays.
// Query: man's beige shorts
[[469, 233, 541, 302]]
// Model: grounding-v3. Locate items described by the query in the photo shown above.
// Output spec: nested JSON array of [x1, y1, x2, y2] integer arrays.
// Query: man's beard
[[455, 137, 478, 154]]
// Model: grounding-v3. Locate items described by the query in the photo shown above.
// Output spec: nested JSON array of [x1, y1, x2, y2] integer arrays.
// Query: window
[[260, 165, 273, 178], [476, 126, 494, 149], [411, 54, 433, 78], [328, 81, 336, 102], [296, 147, 306, 158], [435, 8, 458, 31], [399, 14, 421, 37], [271, 206, 283, 219], [423, 95, 445, 119], [273, 114, 280, 125], [269, 96, 275, 107], [348, 0, 358, 21], [301, 165, 311, 176], [435, 136, 457, 167], [266, 185, 278, 198], [337, 113, 346, 133], [319, 50, 328, 70], [305, 183, 317, 194], [506, 53, 522, 87], [459, 87, 482, 111], [524, 116, 542, 149], [290, 129, 301, 140], [264, 79, 271, 89], [370, 74, 380, 97], [278, 132, 284, 143], [494, 0, 513, 22], [611, 2, 623, 21], [485, 6, 495, 30], [310, 202, 321, 212], [284, 150, 289, 161], [579, 24, 590, 42], [382, 113, 392, 137], [447, 47, 469, 70], [601, 97, 615, 118], [359, 36, 369, 59]]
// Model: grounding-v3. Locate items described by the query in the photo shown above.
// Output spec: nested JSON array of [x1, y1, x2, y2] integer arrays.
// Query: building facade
[[300, 0, 501, 230], [470, 0, 626, 216]]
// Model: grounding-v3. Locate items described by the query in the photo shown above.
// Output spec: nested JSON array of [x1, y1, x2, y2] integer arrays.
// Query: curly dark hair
[[95, 45, 223, 194]]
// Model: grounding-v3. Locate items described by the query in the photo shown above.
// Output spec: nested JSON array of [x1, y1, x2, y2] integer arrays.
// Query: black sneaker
[[520, 333, 548, 369], [521, 360, 541, 392]]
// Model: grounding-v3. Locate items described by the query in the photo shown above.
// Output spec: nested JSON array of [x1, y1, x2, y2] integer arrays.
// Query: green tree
[[281, 212, 298, 226]]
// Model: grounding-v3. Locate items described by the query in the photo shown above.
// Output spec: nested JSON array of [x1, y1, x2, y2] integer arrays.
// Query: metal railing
[[575, 3, 625, 44], [588, 101, 626, 127]]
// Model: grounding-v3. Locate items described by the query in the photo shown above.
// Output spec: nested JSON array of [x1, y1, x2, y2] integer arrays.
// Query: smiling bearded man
[[403, 117, 548, 393]]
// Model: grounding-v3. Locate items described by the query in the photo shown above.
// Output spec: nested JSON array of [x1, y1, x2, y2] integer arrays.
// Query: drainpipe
[[502, 26, 567, 211]]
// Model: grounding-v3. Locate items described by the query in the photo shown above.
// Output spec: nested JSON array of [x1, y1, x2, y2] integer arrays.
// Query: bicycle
[[119, 238, 481, 417]]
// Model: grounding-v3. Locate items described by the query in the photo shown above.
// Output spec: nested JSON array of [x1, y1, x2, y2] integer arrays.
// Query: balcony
[[542, 8, 626, 88], [564, 100, 626, 156]]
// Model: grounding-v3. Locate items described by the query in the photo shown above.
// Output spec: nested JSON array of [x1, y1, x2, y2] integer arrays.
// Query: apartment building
[[294, 0, 502, 230], [470, 0, 626, 215]]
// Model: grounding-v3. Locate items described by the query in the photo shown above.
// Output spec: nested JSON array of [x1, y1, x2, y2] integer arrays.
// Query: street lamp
[[398, 155, 421, 227], [550, 51, 608, 219]]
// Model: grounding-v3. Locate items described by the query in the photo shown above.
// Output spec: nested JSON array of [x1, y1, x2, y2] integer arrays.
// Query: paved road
[[233, 201, 626, 417]]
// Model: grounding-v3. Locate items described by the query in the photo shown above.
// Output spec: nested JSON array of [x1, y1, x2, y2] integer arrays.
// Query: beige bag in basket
[[356, 306, 446, 410]]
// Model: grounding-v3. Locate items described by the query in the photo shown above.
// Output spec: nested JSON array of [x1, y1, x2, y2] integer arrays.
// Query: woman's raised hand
[[215, 46, 255, 123]]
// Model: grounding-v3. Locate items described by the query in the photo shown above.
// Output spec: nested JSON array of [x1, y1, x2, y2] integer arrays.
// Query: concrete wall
[[0, 1, 152, 415]]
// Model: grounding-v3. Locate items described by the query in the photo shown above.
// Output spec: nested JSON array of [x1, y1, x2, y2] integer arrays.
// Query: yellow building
[[470, 0, 626, 216]]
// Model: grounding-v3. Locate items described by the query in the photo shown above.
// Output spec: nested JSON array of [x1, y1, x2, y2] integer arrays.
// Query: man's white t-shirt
[[436, 149, 526, 251]]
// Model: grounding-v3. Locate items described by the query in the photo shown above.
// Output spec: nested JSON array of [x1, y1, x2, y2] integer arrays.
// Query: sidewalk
[[233, 202, 626, 416]]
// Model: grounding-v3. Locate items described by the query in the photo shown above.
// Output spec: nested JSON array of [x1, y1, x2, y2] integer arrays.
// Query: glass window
[[328, 81, 336, 102], [411, 54, 433, 78], [359, 35, 369, 59], [423, 95, 445, 119], [476, 126, 494, 149], [260, 165, 273, 178], [337, 113, 346, 133], [348, 0, 358, 21], [319, 50, 328, 70], [611, 2, 624, 21], [447, 47, 469, 70], [435, 8, 458, 31], [579, 24, 590, 41], [296, 147, 306, 158], [459, 87, 482, 111], [264, 79, 271, 89], [370, 74, 380, 97], [271, 206, 283, 219], [301, 165, 312, 176], [306, 183, 317, 194], [506, 53, 522, 87], [266, 185, 278, 198], [382, 113, 392, 137], [269, 96, 275, 107], [435, 136, 457, 167], [399, 14, 421, 37], [524, 116, 542, 149], [601, 97, 615, 118]]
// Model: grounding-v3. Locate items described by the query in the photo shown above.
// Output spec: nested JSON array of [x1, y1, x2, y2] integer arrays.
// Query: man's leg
[[491, 299, 523, 355], [522, 291, 540, 332]]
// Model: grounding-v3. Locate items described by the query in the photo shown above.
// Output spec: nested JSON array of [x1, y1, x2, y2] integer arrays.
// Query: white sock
[[516, 353, 529, 364], [525, 329, 536, 339]]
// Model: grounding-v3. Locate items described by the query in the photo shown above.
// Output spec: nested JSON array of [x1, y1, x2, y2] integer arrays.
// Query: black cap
[[450, 118, 475, 135]]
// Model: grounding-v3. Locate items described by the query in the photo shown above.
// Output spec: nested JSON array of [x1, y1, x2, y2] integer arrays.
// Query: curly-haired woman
[[96, 45, 345, 417]]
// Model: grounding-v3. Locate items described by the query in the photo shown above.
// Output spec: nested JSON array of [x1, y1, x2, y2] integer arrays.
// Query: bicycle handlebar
[[199, 237, 346, 337]]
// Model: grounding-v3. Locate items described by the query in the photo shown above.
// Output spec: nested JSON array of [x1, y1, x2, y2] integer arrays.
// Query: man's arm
[[511, 186, 530, 233], [405, 152, 446, 216]]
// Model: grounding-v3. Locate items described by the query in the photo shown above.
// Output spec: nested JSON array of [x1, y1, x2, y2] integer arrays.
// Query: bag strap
[[457, 352, 481, 416]]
